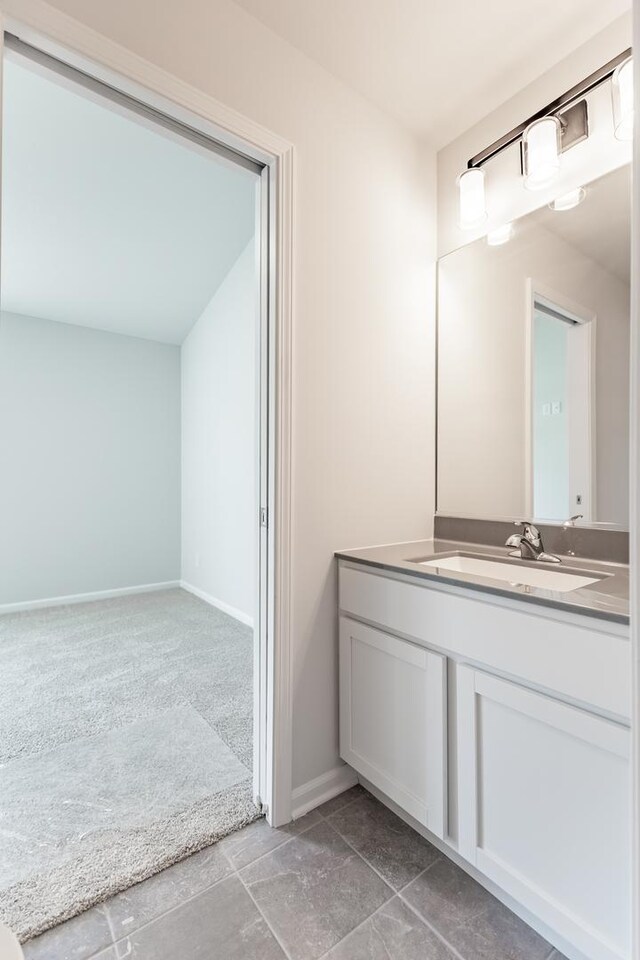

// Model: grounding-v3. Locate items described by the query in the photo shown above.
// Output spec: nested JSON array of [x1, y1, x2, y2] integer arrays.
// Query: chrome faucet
[[505, 521, 561, 564], [563, 514, 583, 528]]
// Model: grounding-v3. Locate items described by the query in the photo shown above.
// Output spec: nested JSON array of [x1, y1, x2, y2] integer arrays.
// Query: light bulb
[[549, 187, 586, 211], [612, 56, 633, 141], [487, 223, 513, 246], [457, 168, 487, 229], [523, 116, 561, 190]]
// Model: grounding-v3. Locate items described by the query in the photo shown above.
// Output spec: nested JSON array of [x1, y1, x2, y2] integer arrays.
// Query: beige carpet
[[0, 588, 259, 941]]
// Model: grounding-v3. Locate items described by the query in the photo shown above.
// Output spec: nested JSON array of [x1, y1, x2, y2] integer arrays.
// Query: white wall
[[181, 239, 257, 624], [437, 225, 630, 525], [36, 0, 437, 790], [437, 14, 632, 258], [0, 312, 181, 604]]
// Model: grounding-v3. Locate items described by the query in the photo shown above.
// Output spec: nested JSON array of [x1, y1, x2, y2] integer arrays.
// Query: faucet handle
[[515, 520, 540, 542]]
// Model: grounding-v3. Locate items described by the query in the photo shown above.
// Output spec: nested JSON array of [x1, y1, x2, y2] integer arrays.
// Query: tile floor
[[23, 785, 567, 960]]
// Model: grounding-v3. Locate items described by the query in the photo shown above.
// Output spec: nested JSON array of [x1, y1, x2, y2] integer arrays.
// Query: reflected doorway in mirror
[[525, 283, 596, 522]]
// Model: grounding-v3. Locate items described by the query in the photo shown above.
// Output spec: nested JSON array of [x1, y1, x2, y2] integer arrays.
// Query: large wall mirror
[[436, 163, 631, 529]]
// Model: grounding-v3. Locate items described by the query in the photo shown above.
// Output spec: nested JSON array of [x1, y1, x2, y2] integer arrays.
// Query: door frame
[[524, 278, 597, 521], [0, 4, 294, 827], [631, 8, 639, 959]]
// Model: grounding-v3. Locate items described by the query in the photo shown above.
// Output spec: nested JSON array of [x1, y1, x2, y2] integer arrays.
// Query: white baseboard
[[291, 763, 359, 819], [180, 580, 254, 628], [0, 581, 181, 614]]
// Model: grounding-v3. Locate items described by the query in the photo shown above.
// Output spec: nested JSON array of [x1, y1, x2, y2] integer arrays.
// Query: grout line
[[237, 868, 294, 960], [313, 898, 393, 960], [101, 901, 119, 947], [232, 812, 323, 875], [237, 813, 393, 960], [395, 854, 443, 894], [322, 793, 554, 960], [321, 803, 442, 899], [322, 819, 467, 960], [325, 824, 402, 902], [398, 869, 557, 960], [97, 815, 324, 953], [314, 790, 364, 822], [320, 822, 396, 905], [105, 940, 132, 960], [396, 891, 468, 960], [103, 865, 238, 948]]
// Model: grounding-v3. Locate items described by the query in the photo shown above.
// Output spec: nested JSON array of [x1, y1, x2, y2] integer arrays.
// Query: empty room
[[0, 41, 264, 941]]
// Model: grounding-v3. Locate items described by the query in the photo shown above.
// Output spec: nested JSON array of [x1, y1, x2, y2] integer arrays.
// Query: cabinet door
[[457, 665, 630, 960], [339, 616, 446, 837]]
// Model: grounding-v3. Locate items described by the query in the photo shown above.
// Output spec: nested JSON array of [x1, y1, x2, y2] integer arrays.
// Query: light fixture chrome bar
[[4, 32, 265, 176], [467, 48, 631, 170]]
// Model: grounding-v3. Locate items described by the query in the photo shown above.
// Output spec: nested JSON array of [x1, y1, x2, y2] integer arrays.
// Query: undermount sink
[[416, 554, 603, 593]]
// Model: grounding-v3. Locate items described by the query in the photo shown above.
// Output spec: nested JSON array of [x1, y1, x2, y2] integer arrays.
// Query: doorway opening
[[526, 284, 596, 522], [0, 33, 274, 942]]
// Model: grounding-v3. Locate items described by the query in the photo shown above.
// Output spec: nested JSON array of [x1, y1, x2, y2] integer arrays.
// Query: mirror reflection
[[437, 164, 631, 528]]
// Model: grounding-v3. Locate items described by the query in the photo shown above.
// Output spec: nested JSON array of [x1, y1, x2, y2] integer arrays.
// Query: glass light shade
[[523, 116, 561, 190], [487, 223, 513, 246], [549, 187, 586, 212], [457, 168, 487, 229], [612, 56, 633, 141]]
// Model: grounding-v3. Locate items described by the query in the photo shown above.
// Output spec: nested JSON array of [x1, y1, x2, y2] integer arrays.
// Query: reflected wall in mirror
[[437, 163, 630, 529]]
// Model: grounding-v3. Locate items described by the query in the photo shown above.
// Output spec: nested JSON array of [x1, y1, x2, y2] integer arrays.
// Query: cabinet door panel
[[457, 665, 630, 960], [339, 616, 446, 836]]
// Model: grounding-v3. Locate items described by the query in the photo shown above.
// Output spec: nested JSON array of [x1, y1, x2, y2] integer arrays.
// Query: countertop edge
[[335, 551, 630, 627]]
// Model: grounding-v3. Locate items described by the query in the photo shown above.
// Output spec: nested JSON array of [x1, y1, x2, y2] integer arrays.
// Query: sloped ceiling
[[233, 0, 630, 145], [1, 56, 257, 344]]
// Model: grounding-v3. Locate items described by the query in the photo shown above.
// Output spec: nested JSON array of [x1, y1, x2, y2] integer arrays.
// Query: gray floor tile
[[324, 896, 457, 959], [105, 842, 233, 939], [22, 906, 112, 960], [220, 808, 322, 869], [113, 874, 286, 959], [240, 819, 393, 960], [402, 858, 552, 960], [316, 783, 365, 818], [327, 791, 441, 889]]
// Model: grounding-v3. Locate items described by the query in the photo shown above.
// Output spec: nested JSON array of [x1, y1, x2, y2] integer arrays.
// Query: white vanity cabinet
[[338, 560, 631, 960], [339, 616, 446, 836], [457, 666, 630, 960]]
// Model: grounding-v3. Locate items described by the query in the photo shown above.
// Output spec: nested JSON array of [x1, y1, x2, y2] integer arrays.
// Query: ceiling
[[1, 56, 257, 345], [536, 165, 631, 284], [233, 0, 630, 145]]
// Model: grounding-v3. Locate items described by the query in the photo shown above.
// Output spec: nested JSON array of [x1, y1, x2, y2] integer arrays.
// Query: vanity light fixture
[[486, 223, 513, 246], [523, 117, 561, 190], [457, 168, 487, 229], [549, 186, 586, 211], [456, 48, 631, 226], [612, 55, 633, 141]]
